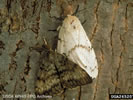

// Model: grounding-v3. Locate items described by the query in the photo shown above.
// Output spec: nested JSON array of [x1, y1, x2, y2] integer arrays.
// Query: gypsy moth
[[35, 44, 92, 96], [57, 15, 98, 79]]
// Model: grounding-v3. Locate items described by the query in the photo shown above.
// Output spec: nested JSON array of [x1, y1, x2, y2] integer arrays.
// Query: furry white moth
[[57, 15, 98, 79]]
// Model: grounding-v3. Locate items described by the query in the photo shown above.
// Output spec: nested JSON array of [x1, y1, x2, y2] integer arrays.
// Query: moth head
[[63, 5, 74, 16], [62, 15, 81, 30]]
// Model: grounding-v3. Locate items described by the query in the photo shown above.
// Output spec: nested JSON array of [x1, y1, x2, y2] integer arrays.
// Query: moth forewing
[[57, 15, 98, 79]]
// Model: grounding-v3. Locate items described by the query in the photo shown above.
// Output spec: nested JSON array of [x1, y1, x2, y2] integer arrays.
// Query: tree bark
[[0, 0, 133, 100]]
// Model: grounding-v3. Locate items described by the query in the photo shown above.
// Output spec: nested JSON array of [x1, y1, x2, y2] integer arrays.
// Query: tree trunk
[[0, 0, 133, 100]]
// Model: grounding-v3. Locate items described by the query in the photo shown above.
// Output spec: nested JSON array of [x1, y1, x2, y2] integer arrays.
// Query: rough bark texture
[[0, 0, 133, 100]]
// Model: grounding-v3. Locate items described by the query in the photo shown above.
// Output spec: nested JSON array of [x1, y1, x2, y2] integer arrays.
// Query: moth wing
[[68, 47, 98, 79], [57, 16, 82, 54], [55, 53, 92, 89], [57, 15, 92, 52], [57, 15, 98, 78], [35, 53, 64, 96]]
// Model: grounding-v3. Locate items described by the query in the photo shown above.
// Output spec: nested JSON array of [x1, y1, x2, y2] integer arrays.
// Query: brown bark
[[0, 0, 133, 100]]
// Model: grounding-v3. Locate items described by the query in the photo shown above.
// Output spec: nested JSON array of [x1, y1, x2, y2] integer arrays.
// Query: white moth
[[57, 15, 98, 79]]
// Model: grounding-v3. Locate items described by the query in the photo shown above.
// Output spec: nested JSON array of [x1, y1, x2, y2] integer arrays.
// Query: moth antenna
[[73, 5, 86, 16], [57, 26, 61, 31], [50, 15, 64, 21], [43, 38, 52, 51], [72, 5, 79, 16], [43, 38, 48, 45], [82, 20, 87, 25], [48, 29, 57, 32]]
